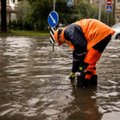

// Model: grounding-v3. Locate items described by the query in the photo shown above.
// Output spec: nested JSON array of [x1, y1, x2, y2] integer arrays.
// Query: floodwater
[[0, 37, 120, 120]]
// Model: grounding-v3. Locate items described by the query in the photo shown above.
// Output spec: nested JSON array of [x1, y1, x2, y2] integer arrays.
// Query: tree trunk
[[1, 0, 7, 32]]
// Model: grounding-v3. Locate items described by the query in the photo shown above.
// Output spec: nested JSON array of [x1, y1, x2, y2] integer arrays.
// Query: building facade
[[0, 0, 20, 23]]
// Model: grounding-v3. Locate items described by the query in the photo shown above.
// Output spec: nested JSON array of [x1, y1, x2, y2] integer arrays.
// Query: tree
[[25, 0, 53, 30], [1, 0, 7, 32]]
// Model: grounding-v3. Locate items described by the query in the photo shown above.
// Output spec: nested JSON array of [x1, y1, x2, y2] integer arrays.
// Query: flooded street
[[0, 36, 120, 120]]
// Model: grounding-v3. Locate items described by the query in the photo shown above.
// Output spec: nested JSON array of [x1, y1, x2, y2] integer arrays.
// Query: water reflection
[[0, 37, 120, 120], [62, 83, 101, 120]]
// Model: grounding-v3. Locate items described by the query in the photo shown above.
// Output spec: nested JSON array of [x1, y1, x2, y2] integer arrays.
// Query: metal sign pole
[[52, 0, 56, 51], [98, 0, 102, 20], [106, 0, 112, 25], [48, 1, 58, 52], [53, 0, 56, 11], [107, 12, 110, 25]]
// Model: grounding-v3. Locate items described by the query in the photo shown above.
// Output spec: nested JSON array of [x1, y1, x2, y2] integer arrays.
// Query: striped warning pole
[[47, 1, 58, 51], [50, 27, 56, 51], [50, 27, 55, 44]]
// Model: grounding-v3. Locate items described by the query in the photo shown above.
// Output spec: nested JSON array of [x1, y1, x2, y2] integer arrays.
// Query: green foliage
[[55, 0, 76, 25], [100, 10, 115, 26], [75, 2, 101, 20], [31, 1, 52, 30], [8, 0, 113, 31]]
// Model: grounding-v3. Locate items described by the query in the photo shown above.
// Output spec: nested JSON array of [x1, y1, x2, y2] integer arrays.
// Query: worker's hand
[[69, 72, 76, 80]]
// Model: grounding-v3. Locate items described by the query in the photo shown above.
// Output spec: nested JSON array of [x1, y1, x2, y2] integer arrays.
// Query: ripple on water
[[42, 109, 60, 115], [101, 112, 120, 120]]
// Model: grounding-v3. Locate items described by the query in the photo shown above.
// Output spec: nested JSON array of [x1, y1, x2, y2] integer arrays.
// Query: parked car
[[111, 23, 120, 40]]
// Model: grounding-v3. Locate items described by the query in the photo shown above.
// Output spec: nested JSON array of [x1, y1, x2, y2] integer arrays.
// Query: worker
[[54, 18, 115, 88]]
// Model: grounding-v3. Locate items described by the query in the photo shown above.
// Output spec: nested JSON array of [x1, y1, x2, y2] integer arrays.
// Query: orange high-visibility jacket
[[61, 19, 115, 51], [75, 19, 115, 50]]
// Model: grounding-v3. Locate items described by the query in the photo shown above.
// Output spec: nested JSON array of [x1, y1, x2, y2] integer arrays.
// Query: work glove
[[69, 72, 76, 81]]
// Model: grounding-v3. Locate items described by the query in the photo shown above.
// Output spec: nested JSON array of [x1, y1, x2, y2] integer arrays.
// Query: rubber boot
[[77, 72, 89, 88], [89, 75, 98, 86]]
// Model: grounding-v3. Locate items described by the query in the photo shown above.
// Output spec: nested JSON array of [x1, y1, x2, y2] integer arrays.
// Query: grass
[[0, 30, 49, 37]]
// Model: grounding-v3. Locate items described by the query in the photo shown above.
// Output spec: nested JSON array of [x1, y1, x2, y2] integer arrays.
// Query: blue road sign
[[48, 11, 59, 28], [106, 5, 112, 12]]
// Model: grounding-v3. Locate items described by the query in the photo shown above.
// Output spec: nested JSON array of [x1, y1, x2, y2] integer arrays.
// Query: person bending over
[[54, 18, 115, 88]]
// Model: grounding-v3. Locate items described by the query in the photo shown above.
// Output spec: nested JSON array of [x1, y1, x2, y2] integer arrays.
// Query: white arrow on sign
[[50, 13, 56, 24]]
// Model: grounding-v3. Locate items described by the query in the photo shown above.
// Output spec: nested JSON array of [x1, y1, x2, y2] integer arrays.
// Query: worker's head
[[54, 28, 65, 46]]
